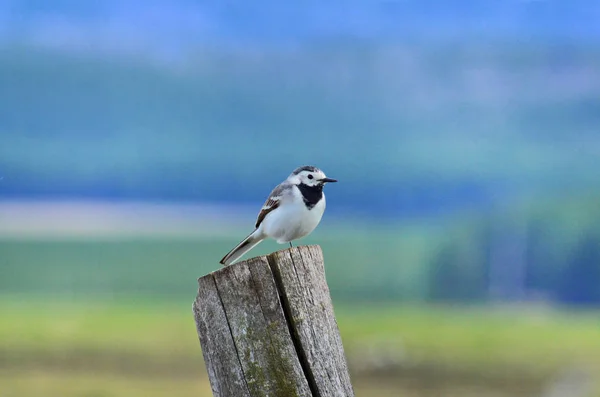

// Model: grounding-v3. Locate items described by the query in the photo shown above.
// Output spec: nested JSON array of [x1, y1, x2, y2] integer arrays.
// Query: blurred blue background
[[1, 1, 600, 396]]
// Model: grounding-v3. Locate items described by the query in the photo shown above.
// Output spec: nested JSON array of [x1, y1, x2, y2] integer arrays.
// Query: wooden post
[[193, 245, 354, 397]]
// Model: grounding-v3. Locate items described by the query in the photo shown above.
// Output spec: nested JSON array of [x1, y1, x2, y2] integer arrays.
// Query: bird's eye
[[307, 174, 314, 180]]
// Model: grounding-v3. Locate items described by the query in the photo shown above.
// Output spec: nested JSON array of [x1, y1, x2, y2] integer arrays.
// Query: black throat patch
[[297, 183, 323, 210]]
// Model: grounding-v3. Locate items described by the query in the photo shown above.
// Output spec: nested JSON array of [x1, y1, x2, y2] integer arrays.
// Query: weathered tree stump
[[193, 244, 354, 397]]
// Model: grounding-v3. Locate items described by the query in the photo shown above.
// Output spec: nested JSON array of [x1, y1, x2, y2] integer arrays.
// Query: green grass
[[1, 300, 600, 396], [2, 215, 600, 395], [3, 301, 598, 374], [337, 304, 600, 374], [0, 372, 213, 397], [2, 194, 600, 304], [0, 226, 440, 302]]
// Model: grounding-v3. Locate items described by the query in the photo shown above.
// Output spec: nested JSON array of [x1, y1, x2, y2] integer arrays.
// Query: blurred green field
[[0, 226, 440, 302], [2, 213, 600, 396], [1, 300, 600, 396]]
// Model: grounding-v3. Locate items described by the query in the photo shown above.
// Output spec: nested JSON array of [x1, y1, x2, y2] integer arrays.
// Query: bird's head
[[288, 165, 337, 187]]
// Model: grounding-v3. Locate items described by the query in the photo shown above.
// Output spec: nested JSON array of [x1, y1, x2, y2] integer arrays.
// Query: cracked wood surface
[[193, 245, 354, 397], [268, 245, 355, 397]]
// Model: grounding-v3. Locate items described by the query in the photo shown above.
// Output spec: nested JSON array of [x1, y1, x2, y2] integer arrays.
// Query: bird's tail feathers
[[219, 229, 265, 266]]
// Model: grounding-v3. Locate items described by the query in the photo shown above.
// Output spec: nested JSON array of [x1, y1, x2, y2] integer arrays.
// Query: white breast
[[260, 192, 326, 244]]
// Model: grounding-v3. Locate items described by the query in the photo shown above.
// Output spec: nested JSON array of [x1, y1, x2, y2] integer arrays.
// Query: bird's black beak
[[319, 177, 337, 183]]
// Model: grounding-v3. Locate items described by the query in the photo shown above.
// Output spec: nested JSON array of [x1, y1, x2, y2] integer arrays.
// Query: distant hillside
[[1, 41, 599, 217]]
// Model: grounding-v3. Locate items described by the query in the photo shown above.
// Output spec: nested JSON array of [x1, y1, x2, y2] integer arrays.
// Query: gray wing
[[255, 182, 290, 228]]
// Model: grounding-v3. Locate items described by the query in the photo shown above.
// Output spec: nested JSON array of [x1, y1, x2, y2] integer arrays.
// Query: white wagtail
[[219, 165, 337, 266]]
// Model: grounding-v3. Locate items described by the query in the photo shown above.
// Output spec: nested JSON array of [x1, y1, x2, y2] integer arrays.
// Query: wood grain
[[193, 245, 354, 397], [193, 276, 250, 397], [268, 245, 355, 397]]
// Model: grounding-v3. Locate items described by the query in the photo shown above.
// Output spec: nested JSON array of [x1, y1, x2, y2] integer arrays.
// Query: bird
[[219, 165, 337, 266]]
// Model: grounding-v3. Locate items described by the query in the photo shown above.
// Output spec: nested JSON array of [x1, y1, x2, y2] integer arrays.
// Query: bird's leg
[[289, 242, 293, 248]]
